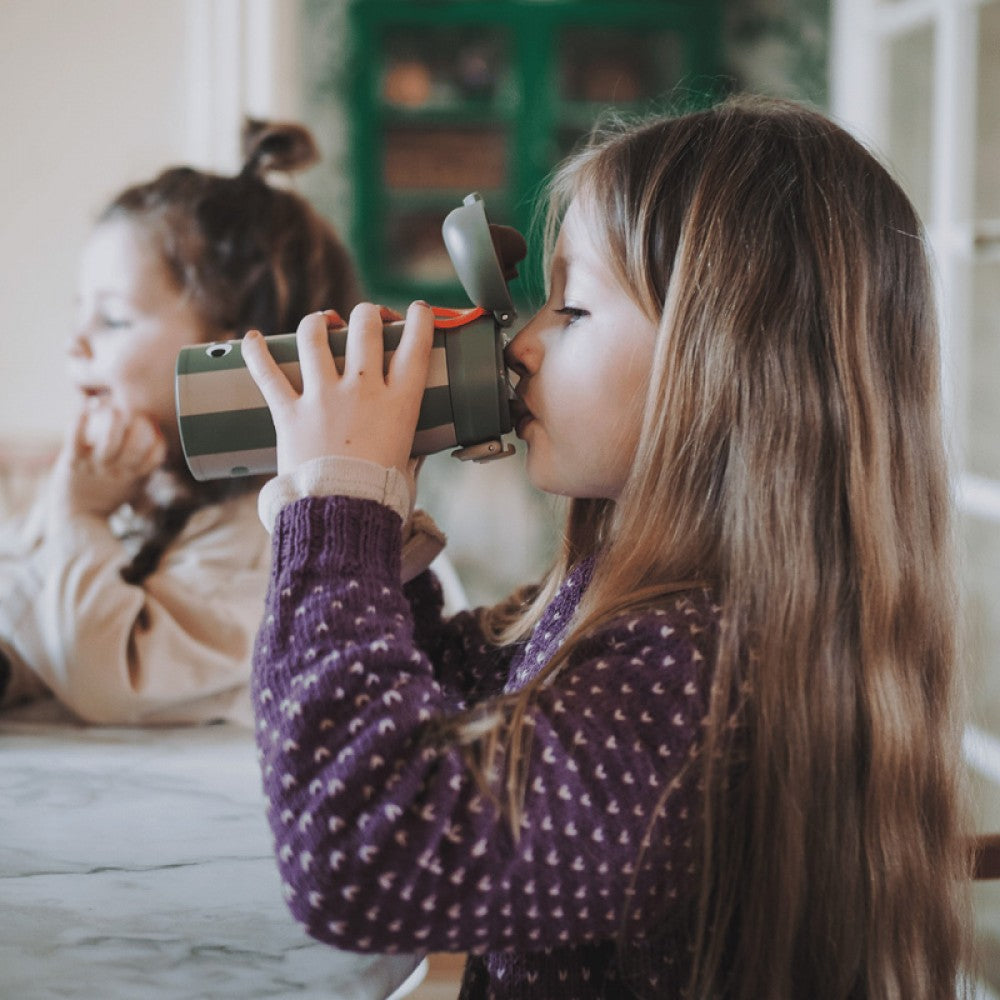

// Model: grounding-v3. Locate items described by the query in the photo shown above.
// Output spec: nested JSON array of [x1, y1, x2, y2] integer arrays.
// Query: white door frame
[[831, 0, 1000, 773], [182, 0, 303, 171]]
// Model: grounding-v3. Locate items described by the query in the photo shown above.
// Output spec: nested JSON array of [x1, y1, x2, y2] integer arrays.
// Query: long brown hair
[[101, 119, 362, 584], [467, 96, 972, 997]]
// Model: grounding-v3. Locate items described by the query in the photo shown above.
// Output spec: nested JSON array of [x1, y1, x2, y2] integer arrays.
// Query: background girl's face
[[68, 219, 218, 450], [504, 199, 658, 500]]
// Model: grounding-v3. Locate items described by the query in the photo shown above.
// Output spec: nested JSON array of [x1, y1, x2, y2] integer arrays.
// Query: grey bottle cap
[[442, 192, 516, 327]]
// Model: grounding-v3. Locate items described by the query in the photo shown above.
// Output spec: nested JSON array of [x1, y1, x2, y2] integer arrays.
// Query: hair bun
[[240, 118, 320, 179]]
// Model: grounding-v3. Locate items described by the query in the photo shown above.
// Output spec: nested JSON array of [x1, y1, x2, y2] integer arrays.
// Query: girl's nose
[[503, 319, 540, 379], [66, 329, 92, 360]]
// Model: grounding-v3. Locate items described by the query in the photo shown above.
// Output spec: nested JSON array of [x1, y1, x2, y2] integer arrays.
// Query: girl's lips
[[78, 386, 110, 399], [509, 397, 534, 438]]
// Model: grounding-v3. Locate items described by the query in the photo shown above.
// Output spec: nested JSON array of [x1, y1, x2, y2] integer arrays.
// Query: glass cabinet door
[[358, 18, 517, 296], [553, 25, 687, 160], [346, 0, 720, 308]]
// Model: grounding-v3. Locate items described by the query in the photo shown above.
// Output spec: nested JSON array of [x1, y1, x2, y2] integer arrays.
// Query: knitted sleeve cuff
[[258, 456, 411, 533]]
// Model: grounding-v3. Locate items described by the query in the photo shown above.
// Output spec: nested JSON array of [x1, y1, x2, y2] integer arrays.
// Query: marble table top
[[0, 700, 424, 1000]]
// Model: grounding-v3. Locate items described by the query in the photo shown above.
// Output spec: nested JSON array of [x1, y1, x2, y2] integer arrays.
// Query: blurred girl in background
[[0, 119, 361, 725]]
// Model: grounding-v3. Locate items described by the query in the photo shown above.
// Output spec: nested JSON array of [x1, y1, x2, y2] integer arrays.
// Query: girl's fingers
[[133, 437, 167, 476], [120, 415, 166, 473], [68, 406, 91, 459], [379, 305, 405, 323], [87, 406, 127, 462], [242, 329, 297, 410], [343, 303, 386, 382], [389, 301, 434, 406], [295, 312, 339, 395]]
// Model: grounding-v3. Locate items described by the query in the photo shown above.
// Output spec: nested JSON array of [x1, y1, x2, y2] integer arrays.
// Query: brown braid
[[118, 477, 257, 586]]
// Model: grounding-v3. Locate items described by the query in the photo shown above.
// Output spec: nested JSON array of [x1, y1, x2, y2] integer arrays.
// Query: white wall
[[0, 0, 301, 447], [0, 1, 191, 445]]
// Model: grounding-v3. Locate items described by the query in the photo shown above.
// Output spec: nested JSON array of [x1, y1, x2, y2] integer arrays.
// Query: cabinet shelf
[[379, 104, 519, 126], [347, 0, 722, 307]]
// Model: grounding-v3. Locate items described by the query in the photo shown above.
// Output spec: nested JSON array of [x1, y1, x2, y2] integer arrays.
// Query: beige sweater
[[0, 479, 269, 726]]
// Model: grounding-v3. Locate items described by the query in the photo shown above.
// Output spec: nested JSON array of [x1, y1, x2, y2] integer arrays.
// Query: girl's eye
[[99, 314, 132, 330], [554, 306, 588, 325]]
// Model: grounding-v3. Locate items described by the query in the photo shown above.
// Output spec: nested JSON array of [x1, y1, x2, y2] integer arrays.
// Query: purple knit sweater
[[252, 496, 720, 999]]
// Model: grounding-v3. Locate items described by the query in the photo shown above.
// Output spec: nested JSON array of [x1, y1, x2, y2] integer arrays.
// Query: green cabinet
[[346, 0, 722, 307]]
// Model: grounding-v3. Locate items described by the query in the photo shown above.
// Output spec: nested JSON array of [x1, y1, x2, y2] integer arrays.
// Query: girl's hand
[[242, 301, 434, 477], [51, 404, 167, 518]]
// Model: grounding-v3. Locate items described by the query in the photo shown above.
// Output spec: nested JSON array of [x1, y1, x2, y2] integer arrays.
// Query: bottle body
[[176, 317, 512, 481]]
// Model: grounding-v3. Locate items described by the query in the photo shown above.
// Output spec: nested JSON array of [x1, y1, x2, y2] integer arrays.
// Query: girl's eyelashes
[[98, 311, 132, 330], [554, 305, 589, 325], [77, 302, 133, 331]]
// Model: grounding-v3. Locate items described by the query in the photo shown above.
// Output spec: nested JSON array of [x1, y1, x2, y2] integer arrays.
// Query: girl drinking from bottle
[[243, 96, 971, 998], [0, 119, 362, 725]]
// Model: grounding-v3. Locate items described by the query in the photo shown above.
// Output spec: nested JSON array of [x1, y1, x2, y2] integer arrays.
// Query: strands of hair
[[459, 96, 970, 999]]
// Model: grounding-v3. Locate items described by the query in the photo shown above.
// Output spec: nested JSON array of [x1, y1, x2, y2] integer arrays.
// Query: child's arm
[[0, 489, 268, 724], [403, 569, 520, 704], [253, 493, 714, 957], [257, 465, 515, 709]]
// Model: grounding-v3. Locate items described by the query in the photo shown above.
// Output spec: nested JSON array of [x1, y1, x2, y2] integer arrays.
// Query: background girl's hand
[[242, 301, 434, 477], [51, 403, 167, 518]]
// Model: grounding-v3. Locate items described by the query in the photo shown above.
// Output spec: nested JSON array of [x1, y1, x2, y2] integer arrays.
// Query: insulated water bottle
[[175, 193, 524, 481]]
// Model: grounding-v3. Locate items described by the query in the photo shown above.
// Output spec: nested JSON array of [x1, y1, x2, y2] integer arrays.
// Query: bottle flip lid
[[442, 193, 526, 327]]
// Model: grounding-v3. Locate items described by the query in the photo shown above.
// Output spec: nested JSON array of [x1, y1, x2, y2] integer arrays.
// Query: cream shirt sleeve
[[0, 490, 270, 725], [257, 455, 446, 584]]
